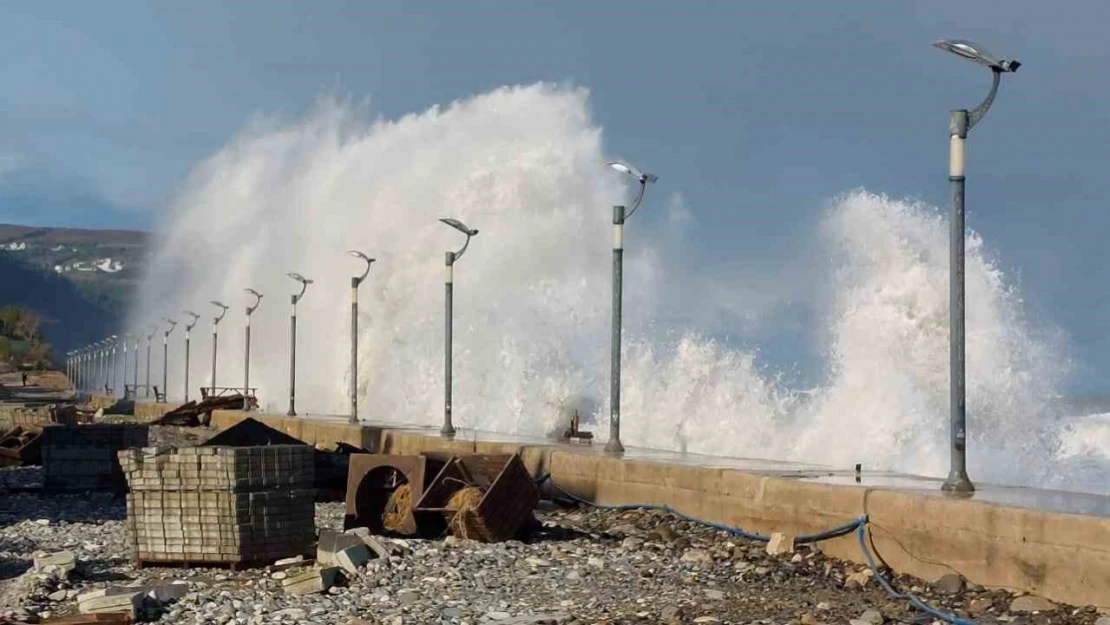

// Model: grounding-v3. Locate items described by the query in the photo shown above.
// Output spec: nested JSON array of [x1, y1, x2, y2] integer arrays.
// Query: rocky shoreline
[[2, 465, 1104, 625]]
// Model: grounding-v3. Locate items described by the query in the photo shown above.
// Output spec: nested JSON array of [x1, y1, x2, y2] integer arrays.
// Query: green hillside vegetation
[[0, 306, 51, 371]]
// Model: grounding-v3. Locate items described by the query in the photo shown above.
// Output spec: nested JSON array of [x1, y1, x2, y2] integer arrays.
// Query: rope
[[534, 472, 975, 625]]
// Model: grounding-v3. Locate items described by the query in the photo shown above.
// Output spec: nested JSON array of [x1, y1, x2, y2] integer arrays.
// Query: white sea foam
[[129, 84, 1098, 494]]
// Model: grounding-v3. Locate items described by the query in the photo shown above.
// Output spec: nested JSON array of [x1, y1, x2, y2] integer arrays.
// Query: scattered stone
[[661, 605, 685, 624], [1094, 617, 1110, 625], [680, 548, 713, 564], [845, 568, 874, 589], [652, 524, 677, 542], [858, 609, 884, 624], [274, 555, 306, 569], [47, 589, 67, 602], [766, 532, 796, 556], [933, 573, 965, 595], [1010, 595, 1058, 613], [621, 536, 644, 550], [704, 588, 725, 600], [969, 597, 994, 616], [498, 614, 572, 625], [273, 608, 309, 620], [271, 571, 288, 580]]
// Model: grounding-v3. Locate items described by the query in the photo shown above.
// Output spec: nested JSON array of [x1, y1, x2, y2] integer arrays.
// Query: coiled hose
[[534, 472, 975, 625]]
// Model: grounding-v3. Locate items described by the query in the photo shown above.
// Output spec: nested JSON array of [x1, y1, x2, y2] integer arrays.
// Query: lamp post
[[120, 336, 129, 397], [243, 289, 263, 410], [605, 160, 658, 454], [162, 318, 177, 403], [183, 312, 200, 402], [347, 251, 376, 424], [145, 328, 155, 398], [933, 39, 1020, 494], [98, 340, 109, 394], [439, 218, 479, 438], [108, 336, 119, 396], [132, 334, 139, 396], [286, 273, 313, 416], [209, 301, 229, 398]]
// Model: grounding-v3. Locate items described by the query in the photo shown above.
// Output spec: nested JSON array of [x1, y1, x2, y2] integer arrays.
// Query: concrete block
[[34, 550, 77, 574], [282, 567, 339, 596], [335, 543, 371, 576], [345, 527, 390, 560], [78, 590, 144, 617], [317, 529, 364, 567]]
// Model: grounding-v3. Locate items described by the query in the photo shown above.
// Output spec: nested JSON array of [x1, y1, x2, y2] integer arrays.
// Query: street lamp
[[243, 289, 263, 410], [439, 217, 478, 438], [933, 39, 1020, 494], [605, 160, 658, 454], [347, 250, 376, 424], [210, 301, 229, 398], [183, 311, 200, 402], [162, 318, 178, 403], [131, 334, 139, 397], [108, 335, 119, 396], [145, 326, 156, 399], [286, 273, 313, 416]]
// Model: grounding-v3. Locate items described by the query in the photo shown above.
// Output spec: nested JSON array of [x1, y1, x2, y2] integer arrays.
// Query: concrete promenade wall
[[207, 410, 1110, 608]]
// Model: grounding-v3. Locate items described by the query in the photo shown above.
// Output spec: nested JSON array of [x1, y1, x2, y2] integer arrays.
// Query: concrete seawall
[[193, 409, 1110, 608]]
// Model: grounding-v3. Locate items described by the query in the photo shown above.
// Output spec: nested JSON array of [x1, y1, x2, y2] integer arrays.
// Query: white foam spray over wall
[[131, 83, 1103, 495]]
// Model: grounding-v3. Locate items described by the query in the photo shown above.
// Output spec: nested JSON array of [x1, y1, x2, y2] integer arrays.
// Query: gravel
[[2, 466, 1104, 624]]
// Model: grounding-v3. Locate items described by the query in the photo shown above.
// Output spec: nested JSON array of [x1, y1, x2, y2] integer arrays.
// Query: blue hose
[[535, 472, 975, 625]]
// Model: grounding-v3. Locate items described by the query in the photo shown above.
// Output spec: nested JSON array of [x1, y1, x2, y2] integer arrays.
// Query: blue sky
[[1, 0, 1109, 391]]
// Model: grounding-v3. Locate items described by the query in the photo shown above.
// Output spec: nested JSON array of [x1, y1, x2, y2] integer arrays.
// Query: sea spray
[[131, 84, 1098, 494]]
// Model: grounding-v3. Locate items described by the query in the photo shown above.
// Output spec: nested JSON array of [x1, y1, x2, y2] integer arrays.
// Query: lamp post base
[[604, 438, 625, 454], [287, 408, 297, 417], [440, 423, 456, 438], [941, 470, 975, 494]]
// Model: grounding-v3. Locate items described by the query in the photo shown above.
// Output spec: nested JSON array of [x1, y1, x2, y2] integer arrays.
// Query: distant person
[[21, 372, 28, 387]]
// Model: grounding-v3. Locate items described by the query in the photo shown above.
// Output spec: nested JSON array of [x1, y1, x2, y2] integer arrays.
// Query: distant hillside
[[0, 252, 115, 357], [0, 223, 148, 316]]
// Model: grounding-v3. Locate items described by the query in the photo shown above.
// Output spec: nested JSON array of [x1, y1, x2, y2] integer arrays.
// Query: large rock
[[1009, 595, 1057, 613], [765, 533, 796, 556], [932, 573, 964, 595]]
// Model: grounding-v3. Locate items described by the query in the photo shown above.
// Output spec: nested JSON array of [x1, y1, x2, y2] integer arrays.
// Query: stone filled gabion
[[42, 424, 149, 491], [119, 445, 315, 565]]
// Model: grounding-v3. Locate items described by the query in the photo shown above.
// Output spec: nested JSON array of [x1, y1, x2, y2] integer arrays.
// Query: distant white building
[[2, 242, 27, 251], [95, 258, 124, 273]]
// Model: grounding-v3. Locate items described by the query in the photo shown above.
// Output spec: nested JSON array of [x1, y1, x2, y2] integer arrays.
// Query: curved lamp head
[[933, 39, 1020, 131], [287, 272, 313, 303], [440, 218, 478, 261], [932, 39, 1020, 73], [607, 160, 658, 218], [183, 311, 200, 331], [162, 318, 178, 335], [347, 250, 376, 284], [210, 300, 229, 324], [244, 288, 263, 316], [608, 161, 659, 184]]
